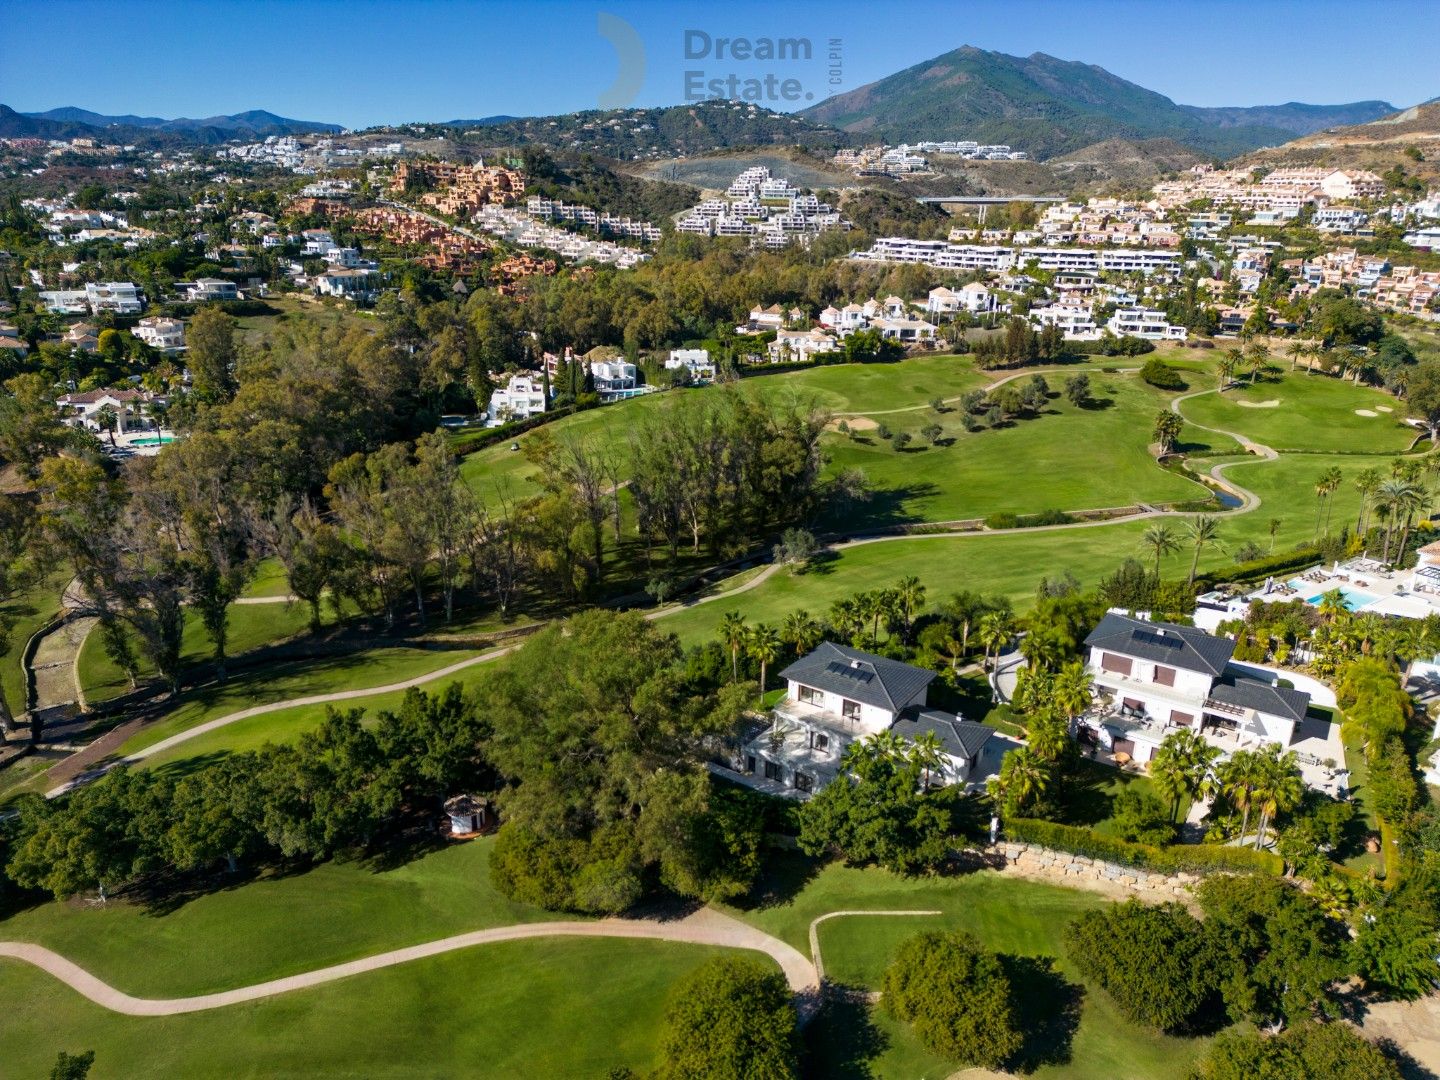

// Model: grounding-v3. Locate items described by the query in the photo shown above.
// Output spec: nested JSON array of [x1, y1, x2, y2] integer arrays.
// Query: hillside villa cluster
[[832, 139, 1026, 176], [675, 166, 851, 248]]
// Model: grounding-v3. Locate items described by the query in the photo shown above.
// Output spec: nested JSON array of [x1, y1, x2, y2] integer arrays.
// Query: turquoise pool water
[[1291, 581, 1378, 611], [128, 435, 175, 447]]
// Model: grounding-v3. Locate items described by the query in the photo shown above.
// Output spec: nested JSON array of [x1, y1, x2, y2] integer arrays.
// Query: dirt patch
[[831, 416, 878, 432], [1235, 399, 1281, 408], [1355, 409, 1379, 417], [1357, 995, 1440, 1075]]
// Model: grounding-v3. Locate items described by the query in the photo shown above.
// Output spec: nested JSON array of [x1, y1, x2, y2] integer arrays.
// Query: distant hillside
[[799, 46, 1394, 159], [1236, 101, 1440, 184], [444, 100, 847, 159], [441, 116, 519, 127], [7, 105, 341, 141], [1048, 138, 1206, 190]]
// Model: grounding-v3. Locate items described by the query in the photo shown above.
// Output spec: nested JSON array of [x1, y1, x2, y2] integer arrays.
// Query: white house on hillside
[[666, 348, 715, 381], [735, 642, 996, 796], [486, 373, 547, 427]]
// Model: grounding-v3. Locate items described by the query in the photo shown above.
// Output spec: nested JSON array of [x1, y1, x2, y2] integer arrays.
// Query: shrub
[[883, 931, 1023, 1069], [1190, 1022, 1402, 1080], [985, 512, 1019, 529], [1192, 544, 1322, 592], [1140, 357, 1186, 390], [657, 956, 799, 1080], [1109, 787, 1177, 845], [1004, 818, 1283, 875], [1064, 901, 1219, 1031]]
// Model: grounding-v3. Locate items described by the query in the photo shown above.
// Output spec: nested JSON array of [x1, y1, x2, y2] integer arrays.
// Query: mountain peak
[[800, 46, 1396, 159]]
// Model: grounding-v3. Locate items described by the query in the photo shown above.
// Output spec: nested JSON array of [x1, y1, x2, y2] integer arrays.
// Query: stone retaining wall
[[995, 841, 1199, 901]]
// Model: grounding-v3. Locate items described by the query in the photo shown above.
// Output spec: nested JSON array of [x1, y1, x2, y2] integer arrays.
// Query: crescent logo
[[596, 12, 645, 110]]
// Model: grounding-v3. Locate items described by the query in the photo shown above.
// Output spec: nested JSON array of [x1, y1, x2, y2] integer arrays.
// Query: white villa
[[769, 328, 840, 363], [1106, 308, 1187, 341], [486, 372, 547, 427], [186, 278, 239, 303], [589, 359, 637, 392], [666, 348, 715, 381], [313, 267, 377, 302], [1079, 612, 1331, 774], [133, 316, 185, 353], [735, 642, 996, 796], [923, 283, 994, 315], [56, 387, 154, 434], [83, 281, 144, 315]]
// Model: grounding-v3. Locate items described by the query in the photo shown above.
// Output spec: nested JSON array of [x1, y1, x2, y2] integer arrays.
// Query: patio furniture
[[1114, 751, 1132, 765]]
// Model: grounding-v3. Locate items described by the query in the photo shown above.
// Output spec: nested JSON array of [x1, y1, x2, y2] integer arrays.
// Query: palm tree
[[908, 730, 946, 789], [95, 403, 119, 446], [1139, 523, 1181, 578], [1250, 747, 1304, 850], [1184, 515, 1222, 585], [718, 611, 747, 683], [1222, 347, 1244, 391], [977, 612, 1013, 673], [1268, 517, 1283, 553], [1321, 466, 1344, 537], [1286, 339, 1306, 372], [1148, 744, 1191, 823], [747, 623, 782, 704], [828, 597, 861, 642], [1354, 467, 1383, 537], [1244, 341, 1269, 385], [987, 746, 1048, 815], [1218, 750, 1264, 847], [1217, 354, 1238, 392], [894, 576, 926, 641], [1052, 661, 1093, 719], [1394, 485, 1431, 567], [1375, 478, 1424, 563], [780, 610, 822, 659], [858, 590, 893, 650]]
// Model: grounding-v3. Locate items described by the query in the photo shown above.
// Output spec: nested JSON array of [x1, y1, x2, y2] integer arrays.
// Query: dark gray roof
[[891, 707, 995, 762], [1084, 612, 1234, 676], [1210, 674, 1311, 723], [778, 641, 935, 713]]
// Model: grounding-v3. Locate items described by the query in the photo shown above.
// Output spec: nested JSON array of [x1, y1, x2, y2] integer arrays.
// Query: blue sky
[[1, 0, 1435, 128]]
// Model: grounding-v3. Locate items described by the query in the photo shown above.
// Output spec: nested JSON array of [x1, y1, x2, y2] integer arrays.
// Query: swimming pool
[[128, 435, 175, 447], [1291, 581, 1378, 611]]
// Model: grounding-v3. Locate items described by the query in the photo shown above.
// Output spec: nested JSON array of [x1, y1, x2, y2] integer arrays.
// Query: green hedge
[[1005, 818, 1283, 876], [447, 403, 585, 455], [1193, 544, 1321, 592]]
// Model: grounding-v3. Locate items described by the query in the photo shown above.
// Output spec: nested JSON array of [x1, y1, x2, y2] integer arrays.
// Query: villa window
[[1153, 666, 1176, 687], [841, 699, 862, 722], [1101, 653, 1132, 676], [763, 760, 782, 781], [811, 731, 830, 752], [798, 685, 823, 707], [794, 772, 815, 793]]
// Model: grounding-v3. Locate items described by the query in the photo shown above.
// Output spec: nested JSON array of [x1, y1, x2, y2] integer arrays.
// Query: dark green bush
[[1140, 358, 1186, 390]]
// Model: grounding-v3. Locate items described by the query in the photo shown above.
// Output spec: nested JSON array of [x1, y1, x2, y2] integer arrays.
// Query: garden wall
[[995, 840, 1202, 902]]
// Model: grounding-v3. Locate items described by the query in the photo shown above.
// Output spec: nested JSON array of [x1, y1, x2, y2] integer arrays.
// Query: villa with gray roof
[[1080, 611, 1317, 768], [733, 642, 995, 796]]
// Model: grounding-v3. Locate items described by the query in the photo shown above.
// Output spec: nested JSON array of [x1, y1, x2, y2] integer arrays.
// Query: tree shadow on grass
[[1054, 756, 1120, 827], [1078, 395, 1117, 411], [1001, 953, 1085, 1074], [728, 849, 823, 912], [802, 989, 890, 1080]]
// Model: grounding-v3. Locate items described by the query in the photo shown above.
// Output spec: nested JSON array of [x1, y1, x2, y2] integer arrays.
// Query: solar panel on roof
[[824, 661, 874, 684]]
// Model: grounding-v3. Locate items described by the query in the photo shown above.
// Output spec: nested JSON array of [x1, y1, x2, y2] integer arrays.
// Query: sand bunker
[[832, 416, 879, 432], [1355, 409, 1379, 417], [1377, 405, 1393, 413], [1235, 399, 1281, 408]]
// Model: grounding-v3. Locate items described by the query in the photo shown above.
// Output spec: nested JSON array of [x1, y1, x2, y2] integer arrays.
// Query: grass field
[[821, 372, 1213, 524], [0, 835, 752, 1079], [0, 939, 736, 1079], [1178, 370, 1414, 452], [114, 645, 482, 758], [77, 602, 317, 705], [730, 859, 1212, 1080], [0, 572, 68, 718]]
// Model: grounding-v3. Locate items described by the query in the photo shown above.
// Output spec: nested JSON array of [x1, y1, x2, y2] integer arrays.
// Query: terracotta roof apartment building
[[391, 161, 526, 217]]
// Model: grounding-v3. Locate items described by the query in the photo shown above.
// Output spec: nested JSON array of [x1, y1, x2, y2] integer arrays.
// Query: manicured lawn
[[114, 646, 482, 758], [1217, 451, 1393, 551], [1178, 370, 1414, 451], [0, 938, 738, 1079], [1342, 727, 1385, 875], [77, 602, 317, 705], [240, 557, 293, 598], [0, 572, 68, 718], [819, 373, 1210, 525], [727, 859, 1212, 1079], [0, 839, 546, 996], [756, 353, 991, 414]]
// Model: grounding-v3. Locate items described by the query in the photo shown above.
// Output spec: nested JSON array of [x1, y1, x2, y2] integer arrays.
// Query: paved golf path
[[0, 907, 816, 1016]]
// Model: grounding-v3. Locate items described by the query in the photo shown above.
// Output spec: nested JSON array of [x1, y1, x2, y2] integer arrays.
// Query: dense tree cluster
[[4, 686, 487, 899], [655, 956, 800, 1080]]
